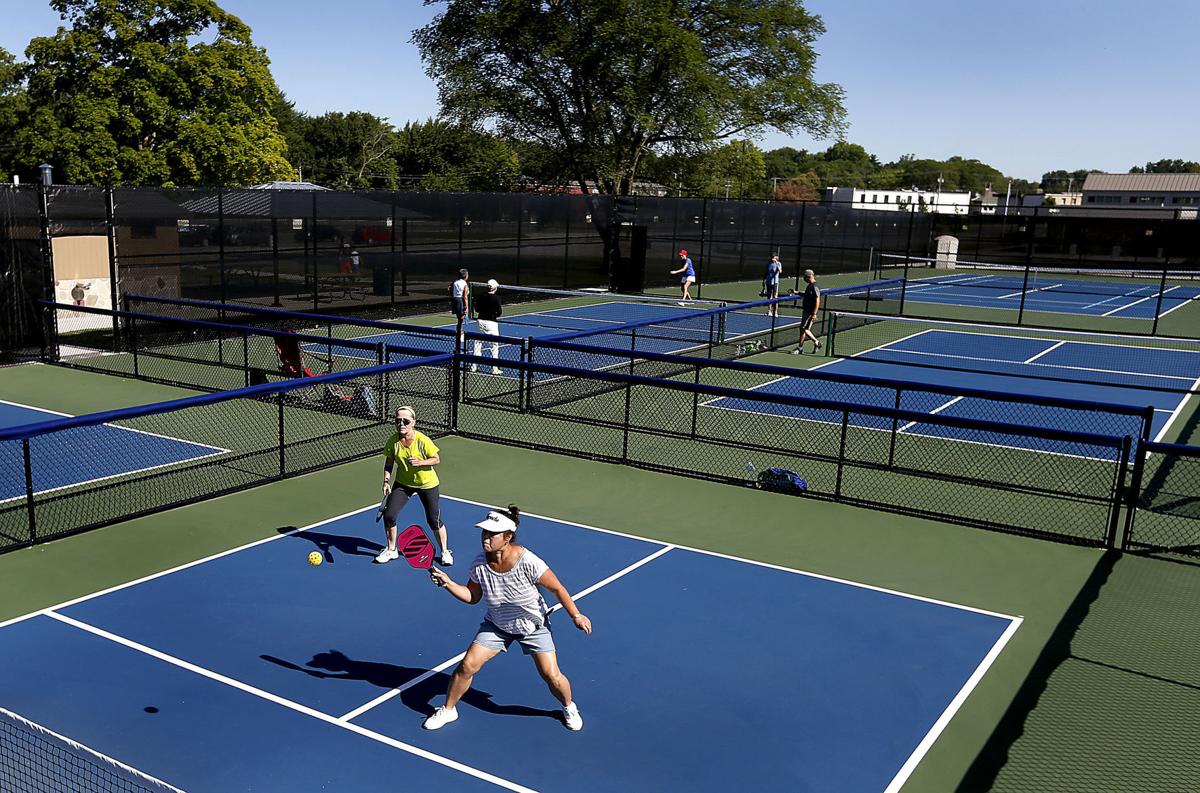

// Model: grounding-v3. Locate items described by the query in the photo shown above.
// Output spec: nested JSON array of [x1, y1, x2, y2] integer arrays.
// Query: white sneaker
[[563, 701, 583, 731], [469, 365, 478, 373], [423, 705, 459, 730], [438, 548, 454, 566], [492, 368, 503, 375], [374, 547, 398, 564]]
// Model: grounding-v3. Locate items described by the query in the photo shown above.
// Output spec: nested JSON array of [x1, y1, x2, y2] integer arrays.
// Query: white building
[[824, 186, 971, 215]]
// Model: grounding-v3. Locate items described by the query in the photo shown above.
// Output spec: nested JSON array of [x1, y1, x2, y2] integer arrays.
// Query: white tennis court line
[[1022, 340, 1066, 364], [0, 398, 233, 507], [1155, 294, 1198, 320], [878, 347, 1197, 383], [1152, 373, 1200, 443], [997, 282, 1063, 300], [1101, 285, 1180, 317], [339, 544, 676, 722], [1, 495, 1021, 792], [896, 396, 964, 433], [1081, 286, 1155, 311], [41, 612, 535, 792], [883, 617, 1023, 793]]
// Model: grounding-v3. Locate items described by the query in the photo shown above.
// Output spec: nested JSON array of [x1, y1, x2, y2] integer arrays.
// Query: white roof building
[[824, 186, 971, 215]]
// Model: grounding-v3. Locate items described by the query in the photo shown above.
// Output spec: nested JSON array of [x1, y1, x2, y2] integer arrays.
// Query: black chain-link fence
[[9, 182, 1200, 360], [456, 355, 1133, 546], [0, 357, 452, 552], [1125, 442, 1200, 558]]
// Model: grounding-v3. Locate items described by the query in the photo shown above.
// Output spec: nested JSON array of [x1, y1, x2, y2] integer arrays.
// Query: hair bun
[[506, 504, 521, 525]]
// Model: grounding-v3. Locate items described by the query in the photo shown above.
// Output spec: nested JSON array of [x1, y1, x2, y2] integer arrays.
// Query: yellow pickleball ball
[[308, 551, 322, 566]]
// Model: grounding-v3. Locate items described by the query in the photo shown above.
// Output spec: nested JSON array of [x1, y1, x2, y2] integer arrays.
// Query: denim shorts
[[472, 620, 556, 655]]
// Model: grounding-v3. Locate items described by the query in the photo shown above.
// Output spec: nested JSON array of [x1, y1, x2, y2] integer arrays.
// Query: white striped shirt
[[468, 548, 550, 635]]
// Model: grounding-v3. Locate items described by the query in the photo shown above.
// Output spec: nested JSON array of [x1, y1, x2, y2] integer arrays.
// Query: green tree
[[1131, 159, 1200, 174], [13, 0, 293, 186], [413, 0, 845, 195], [0, 47, 27, 179], [394, 119, 520, 192], [293, 111, 398, 188], [1040, 169, 1092, 191]]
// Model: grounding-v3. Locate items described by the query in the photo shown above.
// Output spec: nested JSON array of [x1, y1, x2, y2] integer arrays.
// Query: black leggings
[[384, 485, 443, 536]]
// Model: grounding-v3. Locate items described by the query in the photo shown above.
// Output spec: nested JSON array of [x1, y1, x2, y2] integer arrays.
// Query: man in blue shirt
[[764, 254, 783, 317], [791, 269, 822, 354], [669, 249, 696, 304]]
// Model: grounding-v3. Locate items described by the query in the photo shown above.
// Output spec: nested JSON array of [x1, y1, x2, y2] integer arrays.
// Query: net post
[[131, 315, 140, 377], [629, 328, 638, 375], [887, 388, 901, 467], [519, 338, 530, 413], [825, 311, 836, 356], [1122, 437, 1147, 549], [621, 381, 633, 463], [376, 341, 385, 367], [835, 410, 850, 498], [450, 354, 462, 432], [23, 438, 37, 541], [277, 391, 286, 476], [104, 186, 121, 351], [1016, 263, 1032, 324], [897, 258, 909, 315], [1106, 435, 1133, 548], [1150, 265, 1168, 335], [690, 363, 701, 438], [242, 332, 250, 387]]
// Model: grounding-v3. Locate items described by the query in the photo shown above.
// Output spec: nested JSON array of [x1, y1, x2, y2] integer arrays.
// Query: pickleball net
[[1, 706, 186, 792]]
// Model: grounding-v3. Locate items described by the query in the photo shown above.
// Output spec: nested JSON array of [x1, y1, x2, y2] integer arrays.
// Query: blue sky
[[2, 0, 1196, 181]]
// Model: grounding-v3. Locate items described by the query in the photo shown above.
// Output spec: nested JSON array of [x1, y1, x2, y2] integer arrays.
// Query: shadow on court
[[261, 650, 561, 722], [956, 549, 1119, 791], [274, 525, 381, 562]]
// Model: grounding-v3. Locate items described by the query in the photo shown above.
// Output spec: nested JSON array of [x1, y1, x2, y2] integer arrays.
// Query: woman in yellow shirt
[[377, 406, 452, 565]]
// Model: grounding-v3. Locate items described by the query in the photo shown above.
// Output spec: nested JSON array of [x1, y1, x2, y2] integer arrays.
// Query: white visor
[[486, 279, 499, 292], [475, 511, 516, 533]]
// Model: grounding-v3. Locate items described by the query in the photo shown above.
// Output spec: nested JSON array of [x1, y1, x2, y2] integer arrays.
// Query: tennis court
[[896, 271, 1200, 319], [0, 496, 1019, 792], [0, 399, 227, 503], [309, 300, 804, 377], [703, 325, 1200, 451]]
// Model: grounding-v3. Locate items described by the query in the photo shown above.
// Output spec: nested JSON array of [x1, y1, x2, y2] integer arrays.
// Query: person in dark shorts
[[378, 406, 452, 566], [449, 269, 470, 350], [472, 278, 503, 374], [791, 269, 822, 354], [424, 505, 592, 732]]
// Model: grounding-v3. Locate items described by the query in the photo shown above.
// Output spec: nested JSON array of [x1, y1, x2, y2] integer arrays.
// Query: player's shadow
[[273, 526, 380, 563], [261, 650, 561, 723]]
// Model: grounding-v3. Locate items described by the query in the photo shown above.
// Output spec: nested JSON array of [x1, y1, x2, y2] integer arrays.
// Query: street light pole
[[725, 181, 732, 199]]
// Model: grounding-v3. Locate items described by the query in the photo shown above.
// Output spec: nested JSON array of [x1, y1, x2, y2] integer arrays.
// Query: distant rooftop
[[1082, 173, 1200, 192], [249, 181, 331, 191]]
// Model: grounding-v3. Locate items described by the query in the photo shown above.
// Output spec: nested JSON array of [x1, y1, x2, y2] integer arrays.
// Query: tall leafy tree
[[292, 111, 398, 188], [0, 47, 27, 180], [14, 0, 293, 186], [1130, 159, 1200, 174], [394, 119, 520, 192], [414, 0, 846, 196]]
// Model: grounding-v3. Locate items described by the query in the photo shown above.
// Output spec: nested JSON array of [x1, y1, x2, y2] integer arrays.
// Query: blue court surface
[[0, 400, 228, 502], [704, 329, 1200, 452], [897, 272, 1200, 319], [309, 302, 801, 379], [0, 496, 1019, 792]]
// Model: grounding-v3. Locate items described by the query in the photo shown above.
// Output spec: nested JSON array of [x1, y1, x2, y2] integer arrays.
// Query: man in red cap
[[669, 249, 697, 303]]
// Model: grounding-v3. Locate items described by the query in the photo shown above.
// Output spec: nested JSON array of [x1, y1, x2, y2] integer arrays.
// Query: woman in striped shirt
[[425, 505, 593, 731]]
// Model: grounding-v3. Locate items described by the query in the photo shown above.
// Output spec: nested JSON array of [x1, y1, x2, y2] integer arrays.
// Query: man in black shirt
[[791, 269, 822, 355], [473, 279, 504, 374]]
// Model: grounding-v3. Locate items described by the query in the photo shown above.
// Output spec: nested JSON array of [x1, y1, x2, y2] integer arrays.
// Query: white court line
[[883, 617, 1023, 793], [1156, 295, 1198, 320], [897, 396, 964, 433], [1082, 286, 1155, 311], [1152, 374, 1200, 443], [4, 495, 1023, 791], [997, 283, 1062, 300], [1101, 285, 1180, 317], [878, 347, 1196, 383], [1022, 340, 1066, 364], [0, 399, 233, 507], [339, 544, 676, 722], [43, 612, 536, 793]]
